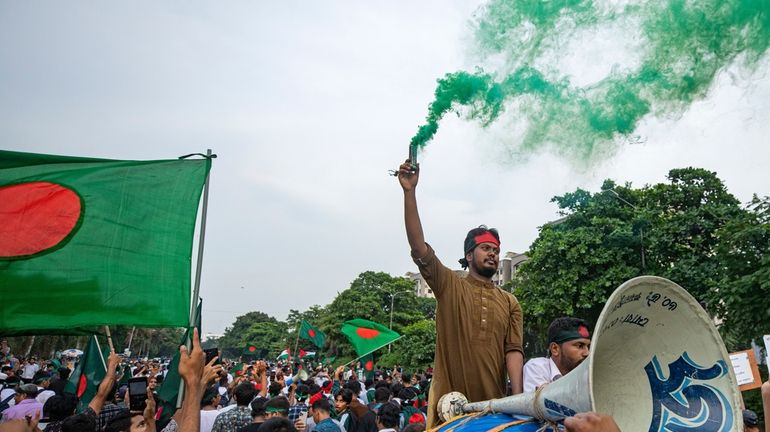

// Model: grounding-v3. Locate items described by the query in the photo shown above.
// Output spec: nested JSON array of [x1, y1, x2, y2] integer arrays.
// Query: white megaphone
[[437, 276, 743, 431], [286, 367, 309, 386]]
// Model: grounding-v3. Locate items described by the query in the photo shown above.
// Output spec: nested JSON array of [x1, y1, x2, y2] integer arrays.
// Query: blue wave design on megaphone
[[645, 352, 732, 432]]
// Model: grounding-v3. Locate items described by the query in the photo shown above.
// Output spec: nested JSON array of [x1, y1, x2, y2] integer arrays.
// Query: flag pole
[[104, 326, 115, 352], [293, 322, 301, 364], [190, 149, 213, 327], [177, 149, 214, 409]]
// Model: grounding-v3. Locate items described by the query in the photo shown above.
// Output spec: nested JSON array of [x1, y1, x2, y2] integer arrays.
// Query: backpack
[[0, 391, 16, 413]]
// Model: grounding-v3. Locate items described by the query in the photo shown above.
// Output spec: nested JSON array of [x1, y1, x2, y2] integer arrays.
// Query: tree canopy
[[512, 168, 769, 355]]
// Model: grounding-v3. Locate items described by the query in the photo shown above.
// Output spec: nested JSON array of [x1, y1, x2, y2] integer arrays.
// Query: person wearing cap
[[742, 408, 760, 432], [523, 317, 591, 392], [1, 383, 43, 422], [33, 372, 56, 405], [397, 159, 524, 428]]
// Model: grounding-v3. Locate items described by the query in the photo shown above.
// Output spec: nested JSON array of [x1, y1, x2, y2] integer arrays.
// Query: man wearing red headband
[[397, 160, 524, 428]]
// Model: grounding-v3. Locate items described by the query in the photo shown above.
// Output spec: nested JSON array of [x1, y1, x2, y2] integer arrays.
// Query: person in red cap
[[523, 317, 591, 392], [397, 159, 524, 428]]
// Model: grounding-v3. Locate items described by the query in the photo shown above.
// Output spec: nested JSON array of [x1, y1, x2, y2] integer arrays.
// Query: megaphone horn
[[438, 276, 743, 431], [293, 367, 309, 383]]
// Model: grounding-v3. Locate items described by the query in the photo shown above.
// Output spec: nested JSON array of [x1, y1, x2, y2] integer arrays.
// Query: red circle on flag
[[356, 328, 380, 339], [249, 346, 256, 352], [365, 360, 373, 371], [578, 326, 590, 338], [308, 329, 316, 337], [0, 182, 82, 259]]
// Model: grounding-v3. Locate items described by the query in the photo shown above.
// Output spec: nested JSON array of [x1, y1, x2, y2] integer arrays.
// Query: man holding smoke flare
[[396, 158, 524, 427]]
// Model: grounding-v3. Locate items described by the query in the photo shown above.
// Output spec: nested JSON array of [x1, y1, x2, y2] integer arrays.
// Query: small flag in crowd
[[361, 352, 376, 380], [340, 319, 401, 357], [299, 320, 326, 348], [299, 350, 316, 359], [0, 150, 211, 333], [277, 348, 291, 361], [64, 335, 106, 411], [243, 344, 258, 355]]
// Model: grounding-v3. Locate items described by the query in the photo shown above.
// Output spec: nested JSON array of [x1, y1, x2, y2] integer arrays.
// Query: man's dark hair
[[398, 387, 419, 406], [200, 385, 219, 408], [401, 373, 412, 384], [459, 225, 500, 268], [62, 411, 98, 432], [43, 394, 78, 421], [308, 383, 321, 395], [389, 382, 403, 398], [295, 383, 310, 401], [1, 366, 12, 373], [268, 381, 283, 397], [257, 416, 296, 432], [58, 367, 71, 381], [374, 387, 390, 403], [335, 388, 353, 404], [251, 396, 269, 418], [344, 379, 361, 394], [234, 382, 258, 406], [103, 410, 137, 432], [311, 397, 331, 413], [264, 395, 290, 415], [547, 317, 590, 348], [378, 401, 401, 428]]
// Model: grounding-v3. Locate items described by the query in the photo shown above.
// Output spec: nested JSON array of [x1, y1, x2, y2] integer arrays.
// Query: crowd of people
[[0, 331, 441, 432]]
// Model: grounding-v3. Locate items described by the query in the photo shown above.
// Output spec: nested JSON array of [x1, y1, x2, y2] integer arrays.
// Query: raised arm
[[176, 328, 205, 432], [88, 351, 120, 415], [398, 159, 428, 258]]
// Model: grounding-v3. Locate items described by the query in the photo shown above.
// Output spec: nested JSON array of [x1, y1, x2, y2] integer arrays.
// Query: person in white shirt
[[34, 373, 56, 405], [523, 317, 591, 392], [21, 358, 40, 381]]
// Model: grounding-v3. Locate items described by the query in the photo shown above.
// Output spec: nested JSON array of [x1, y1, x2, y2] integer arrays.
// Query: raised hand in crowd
[[200, 354, 223, 393], [173, 328, 206, 432], [564, 412, 621, 432], [141, 385, 156, 432], [89, 351, 120, 415]]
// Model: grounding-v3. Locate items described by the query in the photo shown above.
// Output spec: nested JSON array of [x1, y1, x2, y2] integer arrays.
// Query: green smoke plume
[[411, 0, 770, 161]]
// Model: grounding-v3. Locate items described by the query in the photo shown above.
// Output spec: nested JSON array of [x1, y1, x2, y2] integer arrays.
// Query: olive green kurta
[[414, 244, 523, 428]]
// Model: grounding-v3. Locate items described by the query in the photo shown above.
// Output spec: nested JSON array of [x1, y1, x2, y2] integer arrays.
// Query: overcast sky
[[2, 1, 769, 336]]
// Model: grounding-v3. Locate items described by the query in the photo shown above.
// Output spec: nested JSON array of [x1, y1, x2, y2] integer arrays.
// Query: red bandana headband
[[474, 232, 500, 248]]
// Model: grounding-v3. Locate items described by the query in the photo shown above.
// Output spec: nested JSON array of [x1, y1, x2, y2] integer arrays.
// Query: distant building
[[406, 251, 529, 297]]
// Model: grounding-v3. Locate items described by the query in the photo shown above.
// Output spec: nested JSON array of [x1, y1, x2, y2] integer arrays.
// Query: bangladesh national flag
[[361, 352, 375, 380], [243, 344, 258, 356], [0, 150, 211, 333], [340, 319, 401, 358], [64, 335, 107, 411], [299, 320, 326, 349]]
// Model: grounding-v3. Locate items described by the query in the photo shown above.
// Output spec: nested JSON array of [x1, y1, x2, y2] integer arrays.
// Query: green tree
[[515, 168, 755, 356], [219, 311, 286, 358], [713, 195, 770, 349], [392, 319, 436, 371]]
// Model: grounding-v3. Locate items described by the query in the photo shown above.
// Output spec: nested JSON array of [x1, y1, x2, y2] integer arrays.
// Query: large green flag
[[64, 335, 107, 411], [299, 320, 326, 348], [340, 319, 400, 358], [0, 150, 210, 333]]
